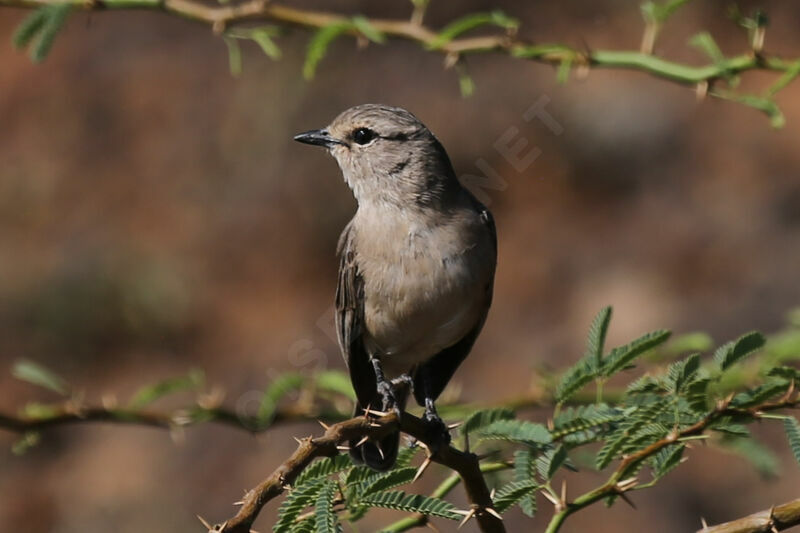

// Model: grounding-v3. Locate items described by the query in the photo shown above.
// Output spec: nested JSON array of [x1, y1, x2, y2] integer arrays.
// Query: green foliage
[[536, 445, 567, 480], [720, 436, 780, 478], [359, 491, 461, 520], [223, 36, 242, 77], [314, 370, 356, 402], [225, 26, 282, 61], [314, 481, 340, 533], [650, 443, 684, 480], [12, 359, 69, 395], [555, 307, 670, 403], [784, 416, 800, 466], [303, 23, 351, 80], [274, 478, 328, 532], [513, 449, 537, 517], [492, 479, 539, 513], [460, 407, 515, 436], [474, 419, 552, 446], [127, 369, 204, 408], [302, 16, 388, 80], [258, 373, 305, 425], [296, 455, 353, 486], [7, 304, 799, 532], [12, 4, 71, 63], [427, 11, 518, 50], [12, 432, 40, 455], [641, 0, 692, 24], [713, 332, 765, 371]]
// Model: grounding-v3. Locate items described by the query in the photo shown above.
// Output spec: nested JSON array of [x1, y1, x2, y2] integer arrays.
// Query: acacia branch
[[543, 391, 800, 533], [697, 497, 800, 533], [211, 411, 505, 533], [0, 403, 350, 434], [3, 0, 800, 124]]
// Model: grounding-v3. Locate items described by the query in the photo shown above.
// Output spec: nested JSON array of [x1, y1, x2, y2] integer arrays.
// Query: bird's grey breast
[[352, 202, 494, 375]]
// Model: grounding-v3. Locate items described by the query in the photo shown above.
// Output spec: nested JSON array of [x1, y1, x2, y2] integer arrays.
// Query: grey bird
[[294, 104, 497, 470]]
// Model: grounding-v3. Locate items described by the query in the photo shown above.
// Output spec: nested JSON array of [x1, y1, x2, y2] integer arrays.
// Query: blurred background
[[1, 0, 800, 531]]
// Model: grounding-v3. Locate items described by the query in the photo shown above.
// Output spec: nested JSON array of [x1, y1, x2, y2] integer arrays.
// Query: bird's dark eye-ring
[[352, 127, 377, 145]]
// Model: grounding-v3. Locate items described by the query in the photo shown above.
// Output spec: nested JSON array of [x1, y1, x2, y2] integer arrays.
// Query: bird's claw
[[422, 407, 451, 454], [376, 380, 400, 414]]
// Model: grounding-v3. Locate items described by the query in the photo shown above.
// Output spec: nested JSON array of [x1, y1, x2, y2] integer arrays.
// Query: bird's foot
[[376, 379, 400, 414], [390, 373, 414, 397], [422, 400, 451, 454]]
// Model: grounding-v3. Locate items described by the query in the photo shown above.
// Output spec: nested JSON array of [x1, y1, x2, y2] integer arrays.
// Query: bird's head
[[294, 104, 458, 207]]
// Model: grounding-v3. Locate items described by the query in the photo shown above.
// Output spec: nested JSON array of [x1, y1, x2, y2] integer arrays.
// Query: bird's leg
[[371, 357, 398, 414], [420, 377, 451, 451]]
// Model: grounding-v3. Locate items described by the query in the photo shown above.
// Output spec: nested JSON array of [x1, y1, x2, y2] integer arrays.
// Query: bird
[[294, 104, 497, 471]]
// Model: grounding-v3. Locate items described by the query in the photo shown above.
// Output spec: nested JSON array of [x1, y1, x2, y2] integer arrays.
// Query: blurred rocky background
[[1, 0, 799, 531]]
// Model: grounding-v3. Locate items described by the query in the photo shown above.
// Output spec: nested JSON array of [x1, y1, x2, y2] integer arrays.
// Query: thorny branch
[[697, 497, 800, 533], [1, 382, 798, 532], [3, 0, 800, 124], [208, 411, 505, 533], [542, 389, 800, 533]]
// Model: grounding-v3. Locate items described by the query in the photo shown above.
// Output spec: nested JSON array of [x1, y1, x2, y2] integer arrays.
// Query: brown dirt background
[[1, 1, 799, 531]]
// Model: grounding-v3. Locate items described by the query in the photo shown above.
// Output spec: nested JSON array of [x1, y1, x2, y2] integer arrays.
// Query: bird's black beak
[[293, 129, 343, 148]]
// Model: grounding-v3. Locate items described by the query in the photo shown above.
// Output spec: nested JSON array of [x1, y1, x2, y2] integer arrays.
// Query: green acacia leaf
[[251, 29, 282, 60], [304, 23, 350, 79], [223, 36, 242, 77], [722, 436, 780, 478], [602, 329, 671, 377], [492, 479, 539, 513], [259, 372, 305, 424], [395, 445, 419, 468], [651, 443, 685, 480], [476, 419, 552, 445], [360, 467, 416, 496], [552, 404, 626, 445], [461, 408, 515, 436], [784, 416, 800, 466], [587, 306, 613, 368], [536, 445, 567, 480], [428, 10, 518, 50], [731, 380, 790, 408], [689, 32, 725, 66], [314, 481, 339, 533], [127, 369, 204, 408], [296, 454, 352, 486], [314, 370, 356, 401], [351, 15, 385, 43], [12, 6, 49, 49], [555, 358, 596, 404], [666, 353, 700, 393], [12, 432, 40, 455], [714, 332, 765, 371], [513, 449, 537, 516], [12, 359, 69, 395], [360, 491, 461, 520], [274, 478, 326, 532]]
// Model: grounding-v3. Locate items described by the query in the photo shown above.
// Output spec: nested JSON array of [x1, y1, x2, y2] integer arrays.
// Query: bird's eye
[[352, 127, 377, 145]]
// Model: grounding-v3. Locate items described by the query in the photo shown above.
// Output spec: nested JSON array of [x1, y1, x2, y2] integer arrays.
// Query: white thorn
[[413, 456, 432, 483]]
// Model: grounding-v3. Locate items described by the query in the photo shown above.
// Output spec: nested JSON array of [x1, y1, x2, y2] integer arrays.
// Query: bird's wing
[[335, 221, 378, 407], [411, 206, 497, 406]]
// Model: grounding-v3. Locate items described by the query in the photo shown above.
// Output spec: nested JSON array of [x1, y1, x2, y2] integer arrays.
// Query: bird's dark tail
[[349, 386, 409, 471]]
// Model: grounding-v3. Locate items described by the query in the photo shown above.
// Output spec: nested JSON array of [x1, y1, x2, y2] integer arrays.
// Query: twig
[[0, 386, 615, 436], [0, 404, 350, 434], [3, 1, 800, 122], [212, 411, 505, 533], [696, 497, 800, 533]]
